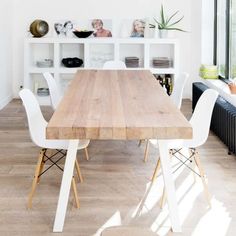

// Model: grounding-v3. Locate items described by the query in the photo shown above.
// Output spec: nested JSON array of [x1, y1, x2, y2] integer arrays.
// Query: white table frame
[[53, 140, 79, 232], [52, 139, 181, 233]]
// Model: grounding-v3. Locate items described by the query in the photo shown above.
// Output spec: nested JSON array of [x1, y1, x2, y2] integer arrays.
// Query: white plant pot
[[154, 27, 159, 38], [159, 29, 168, 38], [144, 18, 151, 38]]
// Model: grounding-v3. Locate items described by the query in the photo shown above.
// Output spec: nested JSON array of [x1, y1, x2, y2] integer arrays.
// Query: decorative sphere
[[30, 20, 49, 37]]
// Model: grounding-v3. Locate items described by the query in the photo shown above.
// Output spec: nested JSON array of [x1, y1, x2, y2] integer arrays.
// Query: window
[[215, 0, 236, 81], [230, 0, 236, 78]]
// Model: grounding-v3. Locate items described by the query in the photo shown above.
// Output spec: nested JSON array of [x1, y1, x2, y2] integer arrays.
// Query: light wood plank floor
[[0, 99, 235, 236]]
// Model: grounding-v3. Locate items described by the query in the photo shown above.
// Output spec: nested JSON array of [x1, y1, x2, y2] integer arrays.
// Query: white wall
[[11, 0, 209, 99], [187, 0, 202, 98], [201, 0, 214, 64], [0, 0, 13, 109]]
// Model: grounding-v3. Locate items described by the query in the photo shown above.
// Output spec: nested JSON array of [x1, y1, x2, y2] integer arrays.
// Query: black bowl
[[62, 58, 83, 68], [73, 31, 93, 38]]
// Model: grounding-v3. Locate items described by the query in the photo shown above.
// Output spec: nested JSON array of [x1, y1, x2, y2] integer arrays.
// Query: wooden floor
[[0, 99, 236, 236]]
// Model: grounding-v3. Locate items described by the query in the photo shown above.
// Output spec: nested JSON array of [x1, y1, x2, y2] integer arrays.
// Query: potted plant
[[150, 5, 186, 38]]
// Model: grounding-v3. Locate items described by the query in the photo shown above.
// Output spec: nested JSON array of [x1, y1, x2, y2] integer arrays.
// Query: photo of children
[[54, 20, 74, 37], [91, 19, 112, 37], [130, 19, 145, 37]]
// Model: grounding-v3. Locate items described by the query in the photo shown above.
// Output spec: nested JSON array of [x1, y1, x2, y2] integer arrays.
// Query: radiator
[[192, 82, 236, 155]]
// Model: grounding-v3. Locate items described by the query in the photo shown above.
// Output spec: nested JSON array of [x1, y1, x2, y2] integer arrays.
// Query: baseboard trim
[[0, 94, 13, 110]]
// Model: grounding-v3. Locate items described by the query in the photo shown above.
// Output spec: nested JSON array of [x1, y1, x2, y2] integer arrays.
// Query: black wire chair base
[[38, 149, 67, 178], [171, 148, 201, 177]]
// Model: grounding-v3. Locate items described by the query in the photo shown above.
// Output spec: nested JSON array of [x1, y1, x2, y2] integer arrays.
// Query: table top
[[46, 70, 192, 140]]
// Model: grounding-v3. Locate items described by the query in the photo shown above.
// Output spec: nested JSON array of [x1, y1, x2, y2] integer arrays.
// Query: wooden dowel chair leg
[[189, 149, 197, 183], [84, 148, 89, 161], [194, 151, 211, 208], [143, 140, 150, 163], [75, 159, 83, 183], [138, 140, 143, 147], [151, 158, 161, 182], [37, 153, 46, 184], [71, 177, 80, 208], [27, 149, 46, 209]]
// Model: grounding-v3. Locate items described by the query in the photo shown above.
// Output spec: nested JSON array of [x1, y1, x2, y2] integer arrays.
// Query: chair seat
[[101, 226, 158, 236], [149, 138, 189, 149], [149, 138, 200, 150], [149, 139, 159, 148], [42, 139, 90, 150]]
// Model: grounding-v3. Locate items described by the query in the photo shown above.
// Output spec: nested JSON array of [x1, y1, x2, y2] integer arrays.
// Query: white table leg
[[53, 140, 79, 232], [158, 140, 181, 232]]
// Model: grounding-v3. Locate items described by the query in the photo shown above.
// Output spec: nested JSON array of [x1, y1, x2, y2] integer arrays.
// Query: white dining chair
[[19, 89, 90, 209], [143, 72, 189, 162], [43, 72, 61, 110], [170, 72, 189, 108], [103, 60, 126, 69], [151, 89, 218, 207], [43, 72, 90, 161]]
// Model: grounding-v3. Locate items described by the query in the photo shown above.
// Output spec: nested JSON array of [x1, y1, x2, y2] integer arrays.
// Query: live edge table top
[[46, 70, 192, 140]]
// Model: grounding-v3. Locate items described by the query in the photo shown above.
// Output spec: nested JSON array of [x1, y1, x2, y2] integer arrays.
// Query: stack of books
[[37, 88, 50, 96], [125, 57, 139, 68], [152, 57, 171, 68]]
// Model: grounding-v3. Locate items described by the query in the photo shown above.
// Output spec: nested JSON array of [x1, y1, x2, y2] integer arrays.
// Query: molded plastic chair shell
[[19, 89, 89, 150], [170, 72, 189, 109], [187, 88, 218, 147], [150, 89, 218, 149], [43, 72, 61, 110], [103, 60, 126, 69]]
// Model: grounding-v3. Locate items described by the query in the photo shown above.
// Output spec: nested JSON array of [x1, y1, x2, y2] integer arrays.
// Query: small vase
[[154, 27, 159, 38], [159, 29, 168, 38]]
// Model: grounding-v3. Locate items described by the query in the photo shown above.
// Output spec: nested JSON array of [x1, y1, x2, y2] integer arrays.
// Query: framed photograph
[[130, 19, 145, 38], [119, 19, 146, 38], [54, 20, 76, 37], [90, 19, 112, 37]]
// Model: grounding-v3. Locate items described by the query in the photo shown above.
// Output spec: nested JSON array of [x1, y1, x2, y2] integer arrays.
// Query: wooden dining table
[[46, 69, 192, 233]]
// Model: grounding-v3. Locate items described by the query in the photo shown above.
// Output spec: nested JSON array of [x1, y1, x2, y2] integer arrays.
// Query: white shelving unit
[[24, 37, 179, 105]]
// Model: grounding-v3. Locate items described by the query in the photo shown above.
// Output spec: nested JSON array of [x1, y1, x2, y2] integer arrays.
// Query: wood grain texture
[[47, 70, 192, 140]]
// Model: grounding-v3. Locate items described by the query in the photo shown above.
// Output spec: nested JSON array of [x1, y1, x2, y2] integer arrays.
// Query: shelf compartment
[[28, 73, 51, 105], [89, 43, 115, 68], [119, 43, 144, 68], [59, 43, 85, 68], [153, 73, 175, 95], [59, 74, 75, 94], [28, 43, 54, 68], [149, 44, 175, 69]]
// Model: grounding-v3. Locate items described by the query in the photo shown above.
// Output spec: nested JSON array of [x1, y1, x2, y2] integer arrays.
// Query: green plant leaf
[[168, 16, 184, 28], [165, 27, 187, 32], [160, 4, 166, 25], [149, 23, 155, 28], [152, 5, 186, 31], [166, 11, 179, 25], [153, 18, 161, 26]]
